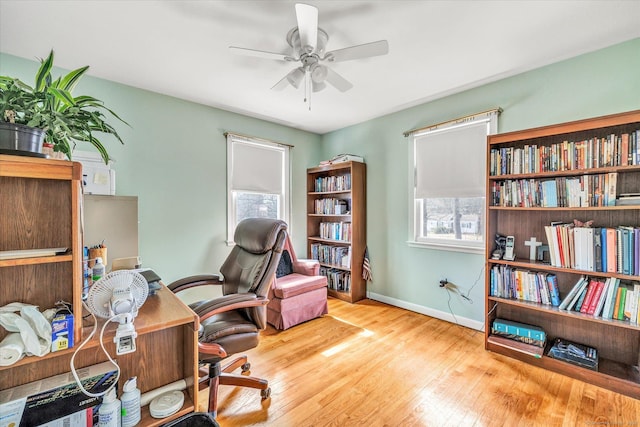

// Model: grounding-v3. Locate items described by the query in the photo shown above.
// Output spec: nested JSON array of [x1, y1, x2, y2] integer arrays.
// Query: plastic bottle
[[92, 257, 106, 282], [98, 387, 121, 427], [121, 377, 141, 427]]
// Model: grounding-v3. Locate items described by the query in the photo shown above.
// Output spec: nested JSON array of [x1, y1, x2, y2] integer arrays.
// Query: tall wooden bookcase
[[307, 161, 367, 303], [484, 110, 640, 398], [0, 155, 199, 426]]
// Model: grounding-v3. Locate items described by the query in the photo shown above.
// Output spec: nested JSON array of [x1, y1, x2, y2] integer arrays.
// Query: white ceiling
[[1, 1, 639, 135]]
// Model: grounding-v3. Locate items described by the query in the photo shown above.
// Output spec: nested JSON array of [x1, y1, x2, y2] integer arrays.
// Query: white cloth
[[0, 333, 25, 366], [0, 303, 52, 361]]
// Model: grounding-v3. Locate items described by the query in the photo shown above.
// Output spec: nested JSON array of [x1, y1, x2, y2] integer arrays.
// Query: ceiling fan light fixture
[[312, 81, 326, 93], [310, 64, 328, 83]]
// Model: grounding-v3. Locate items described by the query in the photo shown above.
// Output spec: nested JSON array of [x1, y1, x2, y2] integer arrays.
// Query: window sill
[[407, 240, 485, 255]]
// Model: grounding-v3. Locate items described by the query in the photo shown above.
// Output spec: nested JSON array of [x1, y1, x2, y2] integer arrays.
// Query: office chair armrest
[[167, 274, 224, 293], [194, 293, 269, 322], [198, 341, 227, 359], [292, 259, 321, 276]]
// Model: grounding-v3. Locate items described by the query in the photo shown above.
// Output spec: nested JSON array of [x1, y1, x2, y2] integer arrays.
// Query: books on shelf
[[490, 266, 560, 307], [313, 198, 350, 215], [311, 243, 350, 267], [313, 174, 351, 192], [491, 318, 546, 347], [490, 173, 618, 208], [544, 223, 639, 275], [489, 129, 640, 176], [318, 222, 352, 241], [319, 266, 351, 292]]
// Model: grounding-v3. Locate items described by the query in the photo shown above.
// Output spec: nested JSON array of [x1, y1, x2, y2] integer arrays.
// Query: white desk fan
[[86, 270, 149, 355]]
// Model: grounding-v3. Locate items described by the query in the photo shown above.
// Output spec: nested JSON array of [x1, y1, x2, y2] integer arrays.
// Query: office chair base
[[206, 355, 271, 416]]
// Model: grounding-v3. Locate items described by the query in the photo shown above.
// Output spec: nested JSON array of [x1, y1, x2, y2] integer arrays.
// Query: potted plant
[[0, 50, 127, 164]]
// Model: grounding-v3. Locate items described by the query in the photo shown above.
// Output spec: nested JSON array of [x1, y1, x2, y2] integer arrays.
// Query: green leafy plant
[[0, 50, 128, 164]]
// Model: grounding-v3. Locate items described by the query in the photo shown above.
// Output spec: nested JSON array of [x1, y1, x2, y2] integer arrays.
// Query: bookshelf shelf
[[307, 161, 366, 303], [489, 205, 640, 211], [485, 110, 640, 399], [488, 296, 640, 331], [488, 259, 640, 280]]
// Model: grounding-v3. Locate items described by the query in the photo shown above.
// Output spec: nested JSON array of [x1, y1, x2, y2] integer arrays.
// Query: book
[[593, 278, 610, 317], [546, 274, 561, 307], [487, 334, 544, 358], [601, 227, 608, 272], [603, 278, 620, 319], [606, 228, 617, 273], [579, 280, 597, 313], [566, 278, 590, 312], [614, 286, 627, 320], [593, 227, 602, 272], [491, 318, 546, 345], [624, 286, 636, 321], [586, 280, 605, 315], [559, 276, 587, 310], [574, 284, 590, 312]]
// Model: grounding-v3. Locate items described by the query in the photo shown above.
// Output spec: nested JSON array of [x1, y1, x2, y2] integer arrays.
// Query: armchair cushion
[[272, 273, 327, 299]]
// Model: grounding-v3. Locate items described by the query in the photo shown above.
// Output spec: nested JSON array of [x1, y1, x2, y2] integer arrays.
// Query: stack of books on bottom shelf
[[547, 337, 598, 371], [488, 318, 546, 358]]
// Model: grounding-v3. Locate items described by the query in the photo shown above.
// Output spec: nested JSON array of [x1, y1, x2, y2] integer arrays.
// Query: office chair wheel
[[241, 362, 251, 373], [261, 387, 271, 399]]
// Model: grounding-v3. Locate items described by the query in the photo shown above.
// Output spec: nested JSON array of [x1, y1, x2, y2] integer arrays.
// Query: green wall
[[0, 53, 323, 284], [321, 38, 640, 327], [2, 38, 638, 326]]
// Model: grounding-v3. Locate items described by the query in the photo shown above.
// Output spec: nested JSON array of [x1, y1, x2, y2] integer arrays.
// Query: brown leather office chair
[[168, 218, 287, 417]]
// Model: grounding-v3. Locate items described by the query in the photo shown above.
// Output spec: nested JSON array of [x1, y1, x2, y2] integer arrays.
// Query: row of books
[[545, 224, 640, 275], [310, 243, 351, 268], [313, 174, 351, 192], [489, 265, 561, 306], [489, 130, 640, 176], [489, 173, 617, 208], [319, 267, 351, 292], [489, 319, 599, 370], [318, 222, 352, 242], [559, 276, 640, 323], [313, 198, 349, 215]]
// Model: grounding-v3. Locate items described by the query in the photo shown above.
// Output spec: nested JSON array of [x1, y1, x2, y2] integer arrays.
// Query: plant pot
[[0, 122, 46, 157]]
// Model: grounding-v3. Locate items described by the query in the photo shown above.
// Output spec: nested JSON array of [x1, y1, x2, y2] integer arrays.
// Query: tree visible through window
[[408, 109, 499, 253]]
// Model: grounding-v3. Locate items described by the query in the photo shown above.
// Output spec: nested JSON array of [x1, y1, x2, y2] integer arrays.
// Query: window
[[407, 110, 499, 253], [227, 133, 290, 243]]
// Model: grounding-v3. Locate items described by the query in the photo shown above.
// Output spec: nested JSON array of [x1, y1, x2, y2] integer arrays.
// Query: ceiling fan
[[229, 3, 389, 98]]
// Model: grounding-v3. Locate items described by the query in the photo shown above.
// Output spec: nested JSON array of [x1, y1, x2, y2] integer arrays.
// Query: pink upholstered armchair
[[266, 235, 328, 330]]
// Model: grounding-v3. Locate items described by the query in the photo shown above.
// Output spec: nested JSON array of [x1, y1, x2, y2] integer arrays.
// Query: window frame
[[226, 133, 290, 244], [407, 110, 499, 254]]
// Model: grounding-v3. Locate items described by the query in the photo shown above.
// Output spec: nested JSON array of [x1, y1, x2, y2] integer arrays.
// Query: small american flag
[[362, 246, 373, 281]]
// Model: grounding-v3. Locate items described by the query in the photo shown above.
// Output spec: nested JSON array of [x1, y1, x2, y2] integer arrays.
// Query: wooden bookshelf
[[0, 155, 199, 425], [307, 161, 367, 303], [484, 110, 640, 399]]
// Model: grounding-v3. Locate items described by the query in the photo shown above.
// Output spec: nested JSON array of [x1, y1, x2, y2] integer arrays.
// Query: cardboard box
[[51, 313, 74, 352], [0, 361, 117, 427], [38, 405, 98, 427]]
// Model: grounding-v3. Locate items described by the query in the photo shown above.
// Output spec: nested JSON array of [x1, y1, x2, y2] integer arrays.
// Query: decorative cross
[[524, 237, 542, 261]]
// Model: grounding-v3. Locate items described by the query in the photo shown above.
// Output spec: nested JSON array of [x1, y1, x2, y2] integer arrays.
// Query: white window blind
[[414, 118, 493, 199], [229, 136, 285, 194]]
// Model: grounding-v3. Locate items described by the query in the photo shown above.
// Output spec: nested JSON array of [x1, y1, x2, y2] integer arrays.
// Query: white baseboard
[[366, 291, 485, 331]]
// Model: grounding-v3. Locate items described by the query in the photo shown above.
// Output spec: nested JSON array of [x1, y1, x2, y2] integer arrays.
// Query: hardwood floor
[[203, 298, 640, 426]]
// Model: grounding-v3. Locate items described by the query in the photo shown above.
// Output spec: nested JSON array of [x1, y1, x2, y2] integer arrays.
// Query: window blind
[[414, 120, 489, 198], [228, 135, 285, 194]]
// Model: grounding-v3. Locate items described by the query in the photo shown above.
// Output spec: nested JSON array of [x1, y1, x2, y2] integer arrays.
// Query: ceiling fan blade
[[229, 46, 295, 62], [325, 40, 389, 63], [325, 67, 353, 92], [295, 3, 318, 54], [271, 67, 305, 90]]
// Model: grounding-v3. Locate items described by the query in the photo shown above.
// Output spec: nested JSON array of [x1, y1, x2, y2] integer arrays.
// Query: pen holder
[[89, 247, 107, 268]]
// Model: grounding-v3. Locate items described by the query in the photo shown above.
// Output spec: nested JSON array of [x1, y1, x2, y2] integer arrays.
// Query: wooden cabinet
[[0, 155, 199, 426], [484, 110, 640, 398], [307, 161, 366, 303]]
